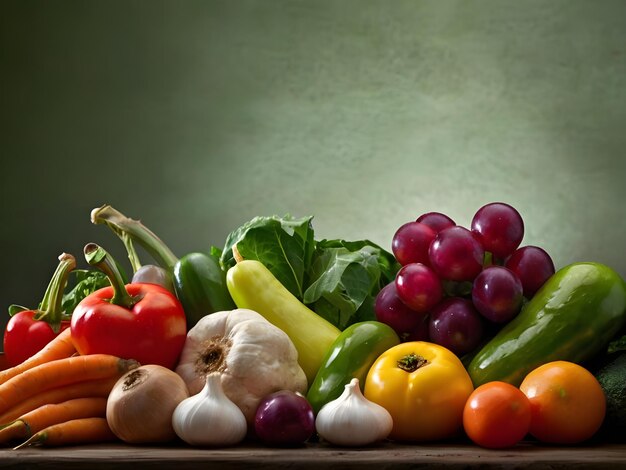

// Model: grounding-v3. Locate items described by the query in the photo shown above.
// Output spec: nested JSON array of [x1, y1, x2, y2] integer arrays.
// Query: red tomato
[[463, 381, 531, 449], [519, 361, 606, 444]]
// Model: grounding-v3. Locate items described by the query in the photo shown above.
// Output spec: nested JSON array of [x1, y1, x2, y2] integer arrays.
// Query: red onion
[[254, 390, 315, 446]]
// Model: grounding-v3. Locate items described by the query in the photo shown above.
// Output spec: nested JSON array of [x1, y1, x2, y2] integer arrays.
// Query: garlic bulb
[[172, 372, 247, 447], [175, 309, 307, 427], [315, 377, 393, 446]]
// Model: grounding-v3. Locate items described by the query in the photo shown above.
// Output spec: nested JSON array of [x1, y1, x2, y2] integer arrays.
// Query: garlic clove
[[172, 372, 247, 447], [315, 377, 393, 447]]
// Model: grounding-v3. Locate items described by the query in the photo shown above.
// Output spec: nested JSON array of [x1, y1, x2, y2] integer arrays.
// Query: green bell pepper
[[306, 320, 400, 414], [91, 205, 235, 328], [468, 262, 626, 387]]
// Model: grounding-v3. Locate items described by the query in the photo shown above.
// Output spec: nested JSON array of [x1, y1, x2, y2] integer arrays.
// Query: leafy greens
[[61, 270, 110, 316], [220, 215, 399, 330]]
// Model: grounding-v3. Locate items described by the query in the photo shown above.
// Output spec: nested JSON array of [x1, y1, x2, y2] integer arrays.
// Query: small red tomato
[[463, 381, 531, 449]]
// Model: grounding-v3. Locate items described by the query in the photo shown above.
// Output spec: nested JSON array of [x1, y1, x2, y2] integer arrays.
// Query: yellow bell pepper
[[364, 341, 474, 442]]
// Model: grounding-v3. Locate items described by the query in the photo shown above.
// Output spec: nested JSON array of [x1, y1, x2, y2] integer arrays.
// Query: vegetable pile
[[1, 202, 625, 450]]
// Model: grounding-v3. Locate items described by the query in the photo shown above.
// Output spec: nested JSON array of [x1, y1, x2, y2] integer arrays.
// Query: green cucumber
[[468, 262, 626, 387], [173, 252, 236, 327], [306, 320, 400, 414]]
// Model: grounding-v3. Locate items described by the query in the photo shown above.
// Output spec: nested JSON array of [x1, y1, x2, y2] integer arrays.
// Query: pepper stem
[[397, 353, 429, 372], [232, 245, 244, 264], [91, 205, 179, 271], [34, 253, 76, 333], [84, 243, 135, 309]]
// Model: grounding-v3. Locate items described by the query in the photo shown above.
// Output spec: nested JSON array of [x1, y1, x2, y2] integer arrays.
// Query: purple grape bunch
[[375, 202, 556, 357]]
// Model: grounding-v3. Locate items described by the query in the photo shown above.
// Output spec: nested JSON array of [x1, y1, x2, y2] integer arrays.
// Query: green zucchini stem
[[90, 205, 179, 271]]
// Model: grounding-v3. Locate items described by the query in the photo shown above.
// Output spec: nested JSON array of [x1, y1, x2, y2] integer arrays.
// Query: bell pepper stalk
[[70, 243, 187, 370], [90, 205, 235, 328], [3, 253, 76, 367]]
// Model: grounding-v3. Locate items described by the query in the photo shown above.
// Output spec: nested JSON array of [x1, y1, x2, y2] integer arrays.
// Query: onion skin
[[106, 365, 190, 444], [254, 391, 315, 446]]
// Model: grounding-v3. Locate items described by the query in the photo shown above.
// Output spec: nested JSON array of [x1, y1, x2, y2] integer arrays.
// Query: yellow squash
[[226, 259, 341, 384]]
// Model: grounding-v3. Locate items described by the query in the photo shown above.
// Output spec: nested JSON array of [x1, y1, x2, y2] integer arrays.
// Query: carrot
[[0, 375, 119, 424], [0, 354, 138, 416], [0, 328, 76, 386], [14, 417, 117, 449], [0, 397, 108, 443]]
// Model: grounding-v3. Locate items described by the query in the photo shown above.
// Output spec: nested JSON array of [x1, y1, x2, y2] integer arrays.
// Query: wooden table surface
[[0, 440, 625, 469]]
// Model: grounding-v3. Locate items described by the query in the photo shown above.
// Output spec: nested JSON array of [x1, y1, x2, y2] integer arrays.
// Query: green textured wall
[[1, 1, 625, 333]]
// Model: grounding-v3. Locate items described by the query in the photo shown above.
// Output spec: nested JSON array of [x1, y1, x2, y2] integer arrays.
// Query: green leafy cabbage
[[221, 215, 399, 330]]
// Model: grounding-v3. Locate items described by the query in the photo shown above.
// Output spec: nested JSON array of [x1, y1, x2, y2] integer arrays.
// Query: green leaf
[[316, 239, 399, 287], [209, 245, 223, 258], [304, 243, 397, 330], [219, 215, 400, 331], [608, 335, 626, 354], [61, 270, 110, 316], [352, 296, 377, 323], [8, 304, 29, 317], [220, 215, 315, 298]]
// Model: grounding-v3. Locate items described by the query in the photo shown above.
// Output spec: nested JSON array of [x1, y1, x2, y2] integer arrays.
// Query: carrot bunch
[[0, 329, 139, 448]]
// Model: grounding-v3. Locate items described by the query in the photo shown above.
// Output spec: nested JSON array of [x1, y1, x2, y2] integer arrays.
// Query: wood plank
[[0, 441, 625, 469]]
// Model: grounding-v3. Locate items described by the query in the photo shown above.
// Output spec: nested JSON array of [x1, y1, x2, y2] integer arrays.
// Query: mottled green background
[[1, 0, 625, 333]]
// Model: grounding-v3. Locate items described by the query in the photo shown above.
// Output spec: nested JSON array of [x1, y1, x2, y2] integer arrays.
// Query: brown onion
[[106, 364, 189, 443]]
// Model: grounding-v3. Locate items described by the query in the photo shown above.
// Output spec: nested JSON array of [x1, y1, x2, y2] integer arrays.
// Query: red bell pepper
[[71, 243, 187, 369], [3, 253, 75, 367]]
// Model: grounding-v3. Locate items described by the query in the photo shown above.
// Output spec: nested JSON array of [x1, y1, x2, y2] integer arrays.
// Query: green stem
[[84, 243, 135, 309], [91, 205, 179, 271], [123, 236, 143, 274], [13, 430, 45, 449], [34, 253, 76, 332], [397, 353, 429, 372]]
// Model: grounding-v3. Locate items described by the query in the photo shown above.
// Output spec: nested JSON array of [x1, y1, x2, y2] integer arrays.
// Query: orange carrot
[[0, 328, 76, 386], [14, 417, 117, 448], [0, 375, 119, 424], [0, 397, 107, 443], [0, 354, 138, 416]]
